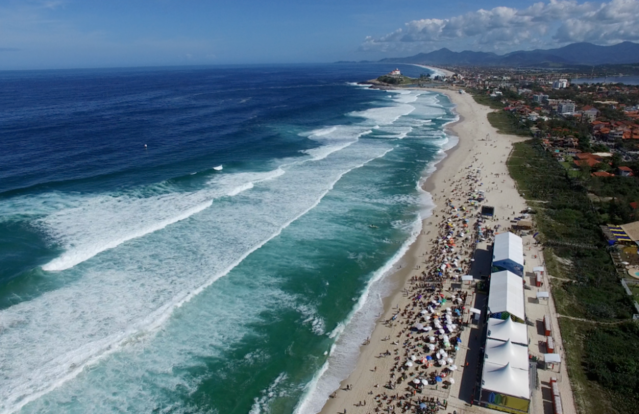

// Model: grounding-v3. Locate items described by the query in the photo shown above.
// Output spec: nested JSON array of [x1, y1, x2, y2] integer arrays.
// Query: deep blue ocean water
[[0, 64, 456, 414]]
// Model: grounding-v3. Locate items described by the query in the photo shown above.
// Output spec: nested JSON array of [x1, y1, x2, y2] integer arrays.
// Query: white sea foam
[[301, 126, 372, 161], [0, 88, 452, 414], [293, 214, 426, 414], [293, 91, 453, 414], [249, 373, 289, 414], [39, 168, 286, 272], [349, 104, 415, 126], [0, 131, 404, 414]]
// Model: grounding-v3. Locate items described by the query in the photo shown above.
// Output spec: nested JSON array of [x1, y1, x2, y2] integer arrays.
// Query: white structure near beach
[[487, 317, 528, 345], [481, 362, 531, 412], [484, 339, 529, 370], [487, 270, 526, 322], [492, 232, 524, 276]]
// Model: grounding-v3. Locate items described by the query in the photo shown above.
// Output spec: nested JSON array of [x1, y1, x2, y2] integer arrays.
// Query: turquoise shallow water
[[0, 65, 456, 414]]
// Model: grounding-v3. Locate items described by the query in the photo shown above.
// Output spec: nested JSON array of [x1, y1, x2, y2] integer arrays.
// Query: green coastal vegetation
[[507, 139, 639, 414], [376, 74, 416, 85]]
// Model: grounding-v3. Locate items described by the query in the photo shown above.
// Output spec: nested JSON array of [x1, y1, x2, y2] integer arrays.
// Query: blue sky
[[1, 0, 638, 70]]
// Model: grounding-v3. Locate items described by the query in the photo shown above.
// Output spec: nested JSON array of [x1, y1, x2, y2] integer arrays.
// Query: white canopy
[[469, 307, 482, 315], [488, 271, 525, 321], [544, 353, 561, 363], [536, 292, 549, 299], [482, 362, 530, 399], [533, 266, 544, 272], [487, 317, 528, 345], [484, 338, 529, 370], [461, 275, 474, 281], [493, 232, 524, 269]]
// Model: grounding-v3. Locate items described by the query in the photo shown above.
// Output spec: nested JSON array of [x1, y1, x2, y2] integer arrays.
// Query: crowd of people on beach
[[335, 159, 507, 414]]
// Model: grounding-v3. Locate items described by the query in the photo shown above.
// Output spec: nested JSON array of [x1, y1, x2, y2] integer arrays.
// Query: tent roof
[[493, 232, 524, 266], [544, 354, 561, 363], [487, 317, 528, 345], [482, 362, 530, 399], [621, 221, 639, 241], [488, 271, 526, 321], [484, 338, 529, 370]]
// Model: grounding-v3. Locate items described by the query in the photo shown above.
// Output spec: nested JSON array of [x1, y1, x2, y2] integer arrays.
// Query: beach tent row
[[487, 270, 525, 322], [479, 267, 531, 413], [492, 232, 524, 276]]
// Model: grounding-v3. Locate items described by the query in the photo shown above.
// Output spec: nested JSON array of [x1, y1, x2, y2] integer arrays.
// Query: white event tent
[[483, 338, 529, 370], [481, 362, 530, 400], [488, 270, 525, 321], [492, 232, 524, 276], [486, 317, 528, 345]]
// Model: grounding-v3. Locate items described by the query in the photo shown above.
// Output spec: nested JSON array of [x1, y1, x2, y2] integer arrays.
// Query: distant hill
[[380, 41, 639, 67]]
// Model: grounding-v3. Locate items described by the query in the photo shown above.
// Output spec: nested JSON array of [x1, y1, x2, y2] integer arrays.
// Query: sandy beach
[[317, 86, 577, 414]]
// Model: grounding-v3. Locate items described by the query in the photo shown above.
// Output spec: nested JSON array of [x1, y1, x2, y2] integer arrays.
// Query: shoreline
[[309, 87, 479, 414], [314, 81, 577, 414]]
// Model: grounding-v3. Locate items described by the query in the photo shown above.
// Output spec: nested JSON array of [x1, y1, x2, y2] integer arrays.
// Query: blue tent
[[491, 232, 524, 276]]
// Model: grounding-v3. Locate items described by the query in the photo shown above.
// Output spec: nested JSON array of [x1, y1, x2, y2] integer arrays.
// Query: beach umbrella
[[419, 403, 427, 409], [450, 365, 458, 371], [420, 310, 428, 315], [414, 323, 424, 330], [413, 379, 421, 384], [429, 336, 435, 343], [426, 355, 432, 361], [447, 358, 454, 364], [457, 338, 462, 343], [421, 379, 429, 385], [449, 378, 455, 385], [436, 376, 443, 383], [405, 361, 413, 367], [411, 355, 417, 361]]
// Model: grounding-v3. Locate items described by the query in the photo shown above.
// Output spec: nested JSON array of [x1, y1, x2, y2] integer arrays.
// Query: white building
[[488, 270, 526, 322], [558, 101, 575, 115], [552, 78, 569, 89]]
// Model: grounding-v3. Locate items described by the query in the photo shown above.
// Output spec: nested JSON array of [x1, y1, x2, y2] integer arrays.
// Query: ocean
[[0, 64, 456, 414], [571, 75, 639, 85]]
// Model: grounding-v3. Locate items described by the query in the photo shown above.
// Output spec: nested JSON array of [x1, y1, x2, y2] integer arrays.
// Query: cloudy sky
[[1, 0, 638, 70]]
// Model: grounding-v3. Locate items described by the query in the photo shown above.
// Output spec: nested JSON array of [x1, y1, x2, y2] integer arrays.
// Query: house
[[389, 68, 401, 77], [573, 153, 602, 168], [618, 166, 634, 177], [581, 106, 599, 120], [591, 171, 615, 177]]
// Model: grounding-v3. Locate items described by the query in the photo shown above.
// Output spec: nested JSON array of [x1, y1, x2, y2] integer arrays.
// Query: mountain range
[[378, 42, 639, 67]]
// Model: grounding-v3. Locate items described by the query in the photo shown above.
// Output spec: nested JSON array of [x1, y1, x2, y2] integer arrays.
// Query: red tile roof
[[591, 171, 615, 177]]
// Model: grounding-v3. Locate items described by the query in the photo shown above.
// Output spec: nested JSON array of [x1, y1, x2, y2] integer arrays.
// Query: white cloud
[[362, 0, 639, 53]]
